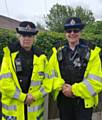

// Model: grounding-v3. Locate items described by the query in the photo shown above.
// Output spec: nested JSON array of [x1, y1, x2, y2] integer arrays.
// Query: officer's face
[[65, 29, 81, 44], [19, 34, 35, 51]]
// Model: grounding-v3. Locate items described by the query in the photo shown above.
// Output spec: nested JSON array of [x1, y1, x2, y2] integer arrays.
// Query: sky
[[0, 0, 102, 25]]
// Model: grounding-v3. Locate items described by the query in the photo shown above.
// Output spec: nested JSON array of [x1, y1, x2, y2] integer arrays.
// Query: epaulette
[[33, 46, 44, 57], [8, 41, 20, 53]]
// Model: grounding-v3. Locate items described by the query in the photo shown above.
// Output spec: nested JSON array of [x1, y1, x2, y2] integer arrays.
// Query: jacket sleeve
[[48, 48, 65, 91], [30, 52, 64, 101], [72, 47, 102, 99], [48, 47, 65, 100], [28, 55, 54, 100], [0, 54, 26, 102]]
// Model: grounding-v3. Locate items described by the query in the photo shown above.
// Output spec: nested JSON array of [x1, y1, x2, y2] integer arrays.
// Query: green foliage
[[75, 6, 95, 24], [92, 21, 102, 34], [84, 21, 102, 34], [0, 27, 102, 59], [36, 31, 65, 58], [45, 4, 68, 32], [0, 29, 16, 63], [82, 32, 102, 48], [45, 4, 95, 32]]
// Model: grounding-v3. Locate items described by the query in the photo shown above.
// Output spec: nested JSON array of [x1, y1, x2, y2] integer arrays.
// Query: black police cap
[[64, 17, 85, 30], [16, 21, 38, 35]]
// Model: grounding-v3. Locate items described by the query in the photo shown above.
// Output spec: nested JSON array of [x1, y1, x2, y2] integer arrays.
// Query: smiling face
[[19, 34, 35, 51], [65, 29, 81, 45]]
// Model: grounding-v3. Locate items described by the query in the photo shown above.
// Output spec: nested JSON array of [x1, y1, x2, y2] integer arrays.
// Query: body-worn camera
[[15, 58, 22, 72]]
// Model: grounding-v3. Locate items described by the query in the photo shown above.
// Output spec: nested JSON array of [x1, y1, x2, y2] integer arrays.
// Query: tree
[[83, 21, 102, 35], [45, 4, 95, 32], [92, 21, 102, 34], [75, 6, 95, 24], [45, 4, 74, 32]]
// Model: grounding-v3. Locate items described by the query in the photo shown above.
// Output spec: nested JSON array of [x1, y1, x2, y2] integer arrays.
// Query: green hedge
[[0, 29, 102, 59], [36, 31, 65, 58], [37, 31, 102, 58]]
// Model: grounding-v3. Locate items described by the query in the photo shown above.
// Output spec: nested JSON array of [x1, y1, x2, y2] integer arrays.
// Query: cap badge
[[25, 25, 31, 31], [70, 19, 76, 25]]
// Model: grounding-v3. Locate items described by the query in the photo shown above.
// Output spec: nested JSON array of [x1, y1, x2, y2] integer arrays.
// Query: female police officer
[[0, 21, 54, 120], [49, 17, 102, 120]]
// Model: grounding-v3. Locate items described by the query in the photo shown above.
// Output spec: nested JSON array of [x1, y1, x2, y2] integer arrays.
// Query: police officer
[[0, 21, 50, 120], [49, 17, 102, 120]]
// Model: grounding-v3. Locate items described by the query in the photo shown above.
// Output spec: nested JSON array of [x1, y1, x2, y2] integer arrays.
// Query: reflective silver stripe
[[45, 73, 49, 78], [13, 87, 20, 99], [31, 81, 41, 86], [50, 70, 58, 78], [28, 103, 44, 112], [0, 73, 12, 80], [38, 72, 49, 78], [51, 70, 56, 78], [38, 72, 45, 76], [2, 103, 16, 111], [2, 114, 16, 120], [88, 74, 102, 82], [82, 79, 96, 96], [40, 87, 47, 97]]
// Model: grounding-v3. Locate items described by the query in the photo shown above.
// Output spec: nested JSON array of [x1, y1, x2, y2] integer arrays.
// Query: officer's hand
[[25, 94, 35, 106], [62, 84, 74, 98]]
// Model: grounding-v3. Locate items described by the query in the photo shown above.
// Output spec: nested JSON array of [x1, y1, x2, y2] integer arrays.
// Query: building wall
[[0, 15, 20, 29]]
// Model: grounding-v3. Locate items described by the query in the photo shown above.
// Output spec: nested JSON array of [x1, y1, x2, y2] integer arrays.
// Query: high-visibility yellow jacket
[[50, 46, 102, 108], [0, 46, 63, 120]]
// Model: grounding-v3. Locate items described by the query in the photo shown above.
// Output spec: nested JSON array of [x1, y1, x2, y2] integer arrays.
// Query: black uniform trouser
[[57, 93, 93, 120]]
